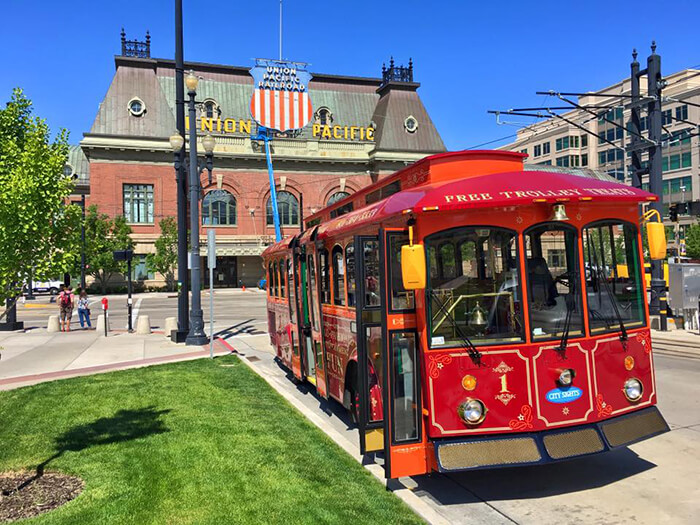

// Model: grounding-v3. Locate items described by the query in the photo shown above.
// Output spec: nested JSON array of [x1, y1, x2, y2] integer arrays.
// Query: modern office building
[[501, 67, 700, 245], [78, 31, 445, 287]]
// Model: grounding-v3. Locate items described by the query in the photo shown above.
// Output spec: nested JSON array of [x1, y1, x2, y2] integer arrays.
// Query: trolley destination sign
[[443, 186, 640, 203]]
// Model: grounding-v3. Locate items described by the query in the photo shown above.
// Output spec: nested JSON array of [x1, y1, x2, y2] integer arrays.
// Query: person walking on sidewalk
[[58, 285, 75, 332], [77, 290, 92, 330]]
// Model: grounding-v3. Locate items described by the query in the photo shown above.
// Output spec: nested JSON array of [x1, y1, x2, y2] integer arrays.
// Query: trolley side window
[[525, 223, 583, 341], [267, 262, 273, 297], [280, 258, 287, 298], [333, 245, 346, 306], [388, 233, 415, 311], [583, 221, 645, 332], [346, 243, 356, 308], [308, 255, 320, 331], [426, 227, 524, 347], [320, 248, 331, 304], [287, 258, 296, 323], [272, 261, 278, 297]]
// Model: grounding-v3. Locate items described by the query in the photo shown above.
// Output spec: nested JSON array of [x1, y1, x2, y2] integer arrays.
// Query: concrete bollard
[[96, 314, 109, 336], [164, 317, 177, 337], [136, 315, 151, 335], [47, 315, 60, 333]]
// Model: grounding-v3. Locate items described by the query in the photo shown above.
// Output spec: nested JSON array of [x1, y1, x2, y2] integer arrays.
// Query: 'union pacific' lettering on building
[[185, 117, 252, 134], [312, 124, 375, 141]]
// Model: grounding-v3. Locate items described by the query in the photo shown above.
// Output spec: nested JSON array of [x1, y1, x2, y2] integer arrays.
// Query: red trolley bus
[[263, 150, 669, 478]]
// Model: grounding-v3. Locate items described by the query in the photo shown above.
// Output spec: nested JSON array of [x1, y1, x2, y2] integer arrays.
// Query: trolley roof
[[262, 150, 657, 256]]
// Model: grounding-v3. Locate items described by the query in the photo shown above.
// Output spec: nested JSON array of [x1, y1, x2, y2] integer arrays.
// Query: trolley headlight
[[458, 398, 487, 425], [557, 369, 575, 387], [623, 378, 643, 402]]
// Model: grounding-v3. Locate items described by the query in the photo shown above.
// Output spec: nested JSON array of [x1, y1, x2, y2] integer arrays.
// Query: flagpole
[[279, 0, 283, 60]]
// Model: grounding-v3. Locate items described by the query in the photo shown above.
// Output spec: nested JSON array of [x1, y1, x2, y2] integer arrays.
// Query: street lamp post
[[170, 71, 215, 346]]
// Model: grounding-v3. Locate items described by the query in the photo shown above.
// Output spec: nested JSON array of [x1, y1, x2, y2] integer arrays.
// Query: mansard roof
[[87, 55, 446, 155]]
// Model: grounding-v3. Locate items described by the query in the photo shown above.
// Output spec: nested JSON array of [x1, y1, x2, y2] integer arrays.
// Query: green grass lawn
[[0, 356, 422, 524]]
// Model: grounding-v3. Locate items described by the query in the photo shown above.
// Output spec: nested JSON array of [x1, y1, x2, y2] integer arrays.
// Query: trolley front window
[[426, 227, 524, 347], [525, 223, 583, 341], [583, 221, 645, 332]]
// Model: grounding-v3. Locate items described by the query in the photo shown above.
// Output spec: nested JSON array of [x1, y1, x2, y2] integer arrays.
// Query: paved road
[[227, 294, 699, 525], [11, 290, 268, 336]]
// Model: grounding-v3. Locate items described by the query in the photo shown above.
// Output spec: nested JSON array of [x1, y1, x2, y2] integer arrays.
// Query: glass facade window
[[670, 154, 681, 171], [682, 152, 692, 168], [581, 134, 588, 147], [676, 105, 688, 121], [662, 110, 673, 126], [123, 184, 154, 224], [581, 154, 588, 167], [525, 223, 583, 341], [131, 255, 155, 280], [202, 190, 236, 225], [426, 227, 523, 347], [583, 221, 645, 332], [266, 191, 299, 226], [534, 145, 542, 157], [542, 142, 550, 154]]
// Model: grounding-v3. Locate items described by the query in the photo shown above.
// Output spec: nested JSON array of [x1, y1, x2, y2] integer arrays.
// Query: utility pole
[[646, 42, 668, 331], [630, 50, 643, 189], [173, 0, 189, 343]]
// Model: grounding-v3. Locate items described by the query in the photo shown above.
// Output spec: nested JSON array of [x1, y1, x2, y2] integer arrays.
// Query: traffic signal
[[669, 203, 679, 222]]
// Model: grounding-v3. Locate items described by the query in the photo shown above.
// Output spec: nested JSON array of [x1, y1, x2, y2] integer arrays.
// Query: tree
[[147, 217, 178, 291], [685, 223, 700, 260], [0, 88, 80, 303], [83, 205, 133, 293]]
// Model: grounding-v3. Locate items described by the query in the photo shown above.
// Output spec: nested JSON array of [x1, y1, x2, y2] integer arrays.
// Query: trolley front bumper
[[434, 406, 669, 472]]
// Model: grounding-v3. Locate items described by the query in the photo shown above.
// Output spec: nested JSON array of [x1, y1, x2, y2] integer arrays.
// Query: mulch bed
[[0, 471, 83, 522]]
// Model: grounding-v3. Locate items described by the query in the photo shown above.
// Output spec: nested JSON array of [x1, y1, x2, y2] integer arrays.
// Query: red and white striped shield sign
[[250, 61, 313, 132]]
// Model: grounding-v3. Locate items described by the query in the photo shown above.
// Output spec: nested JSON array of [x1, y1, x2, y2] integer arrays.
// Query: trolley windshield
[[426, 227, 524, 348]]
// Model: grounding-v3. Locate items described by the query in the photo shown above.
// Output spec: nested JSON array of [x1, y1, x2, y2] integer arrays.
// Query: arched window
[[315, 107, 333, 126], [202, 99, 219, 119], [327, 191, 350, 206], [266, 191, 299, 226], [203, 190, 236, 225]]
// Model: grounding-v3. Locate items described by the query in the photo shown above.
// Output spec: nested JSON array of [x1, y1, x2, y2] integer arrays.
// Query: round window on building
[[404, 115, 418, 133], [128, 97, 146, 117], [63, 164, 74, 178]]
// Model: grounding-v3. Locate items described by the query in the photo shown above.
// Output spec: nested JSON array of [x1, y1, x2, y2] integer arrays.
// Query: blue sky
[[2, 0, 699, 150]]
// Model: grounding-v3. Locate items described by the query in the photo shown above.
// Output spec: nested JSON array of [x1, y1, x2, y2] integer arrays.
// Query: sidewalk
[[0, 328, 231, 390], [651, 328, 700, 359]]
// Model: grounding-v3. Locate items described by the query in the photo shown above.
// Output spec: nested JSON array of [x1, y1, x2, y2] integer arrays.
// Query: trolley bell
[[468, 302, 488, 330], [550, 203, 570, 221]]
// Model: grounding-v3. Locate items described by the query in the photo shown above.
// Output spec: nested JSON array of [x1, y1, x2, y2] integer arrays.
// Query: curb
[[223, 338, 449, 525]]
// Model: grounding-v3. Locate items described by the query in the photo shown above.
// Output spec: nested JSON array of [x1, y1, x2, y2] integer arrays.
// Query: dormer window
[[201, 99, 220, 119], [315, 107, 333, 126]]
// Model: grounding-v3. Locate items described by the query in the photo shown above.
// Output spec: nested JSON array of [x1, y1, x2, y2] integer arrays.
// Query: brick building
[[78, 34, 445, 287]]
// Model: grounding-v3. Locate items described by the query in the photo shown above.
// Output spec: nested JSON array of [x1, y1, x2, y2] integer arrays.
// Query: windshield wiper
[[594, 265, 628, 345], [430, 290, 482, 365], [557, 270, 578, 357]]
